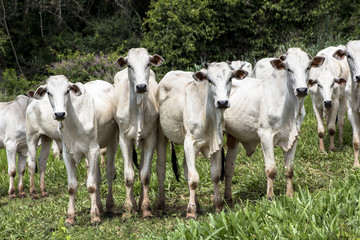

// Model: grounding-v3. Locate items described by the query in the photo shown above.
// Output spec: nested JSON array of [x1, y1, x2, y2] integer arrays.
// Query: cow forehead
[[127, 48, 150, 65], [47, 75, 69, 90], [318, 71, 334, 85], [207, 62, 232, 81], [347, 40, 360, 55], [285, 48, 309, 69]]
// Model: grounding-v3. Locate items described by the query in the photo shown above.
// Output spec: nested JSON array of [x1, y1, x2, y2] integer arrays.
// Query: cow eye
[[318, 84, 322, 88], [208, 79, 213, 84], [288, 68, 293, 73], [330, 82, 334, 87], [147, 63, 151, 67], [66, 89, 70, 94], [128, 65, 133, 69], [47, 91, 51, 96]]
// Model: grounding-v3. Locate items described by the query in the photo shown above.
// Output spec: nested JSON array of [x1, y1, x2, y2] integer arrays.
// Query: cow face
[[271, 48, 325, 98], [333, 41, 360, 83], [33, 75, 82, 121], [308, 70, 346, 109], [193, 62, 248, 109], [115, 48, 164, 94]]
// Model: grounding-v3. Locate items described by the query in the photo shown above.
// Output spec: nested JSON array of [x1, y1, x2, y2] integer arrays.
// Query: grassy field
[[0, 95, 359, 239]]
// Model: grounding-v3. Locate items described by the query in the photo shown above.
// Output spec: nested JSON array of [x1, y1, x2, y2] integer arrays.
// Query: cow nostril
[[136, 84, 147, 93], [296, 87, 308, 96], [356, 76, 360, 82], [324, 100, 332, 109], [54, 112, 66, 120], [217, 100, 229, 108]]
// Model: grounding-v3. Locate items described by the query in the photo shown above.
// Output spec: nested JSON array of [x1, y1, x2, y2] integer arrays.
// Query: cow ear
[[150, 54, 164, 67], [333, 49, 346, 60], [70, 83, 82, 96], [34, 85, 47, 100], [270, 59, 286, 70], [26, 90, 35, 98], [279, 54, 286, 61], [115, 56, 127, 68], [335, 78, 347, 86], [308, 79, 318, 88], [193, 71, 207, 82], [307, 53, 312, 60], [232, 69, 248, 80], [310, 56, 325, 68]]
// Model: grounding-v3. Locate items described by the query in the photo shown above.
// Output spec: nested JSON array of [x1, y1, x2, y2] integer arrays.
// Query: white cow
[[253, 57, 277, 80], [308, 46, 349, 152], [113, 48, 164, 218], [230, 60, 253, 77], [0, 92, 33, 198], [156, 63, 248, 219], [224, 48, 325, 203], [31, 76, 118, 225], [333, 40, 360, 167]]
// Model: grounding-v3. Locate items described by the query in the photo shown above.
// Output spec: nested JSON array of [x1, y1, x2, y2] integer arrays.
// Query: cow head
[[271, 48, 325, 98], [33, 75, 82, 121], [333, 41, 360, 83], [308, 70, 346, 109], [193, 62, 248, 109], [115, 48, 164, 94]]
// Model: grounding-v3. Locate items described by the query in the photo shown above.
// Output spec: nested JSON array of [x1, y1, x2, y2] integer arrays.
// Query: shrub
[[0, 68, 30, 97]]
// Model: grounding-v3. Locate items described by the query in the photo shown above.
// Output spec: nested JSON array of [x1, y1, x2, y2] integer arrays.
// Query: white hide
[[253, 57, 277, 80], [0, 95, 32, 198], [113, 48, 163, 218], [308, 46, 349, 151], [230, 60, 253, 77], [156, 63, 248, 219], [224, 48, 325, 202]]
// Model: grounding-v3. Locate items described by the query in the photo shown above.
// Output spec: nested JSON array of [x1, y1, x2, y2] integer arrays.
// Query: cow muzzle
[[296, 87, 308, 97], [54, 112, 66, 121], [135, 84, 148, 93], [217, 100, 230, 109], [324, 100, 332, 109]]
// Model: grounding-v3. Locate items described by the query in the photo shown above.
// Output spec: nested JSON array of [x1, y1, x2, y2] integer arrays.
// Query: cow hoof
[[186, 216, 196, 221], [156, 200, 166, 211], [329, 147, 335, 152], [42, 191, 49, 198], [91, 220, 101, 227], [9, 193, 16, 199], [30, 191, 38, 199], [18, 192, 26, 198], [142, 210, 152, 219], [65, 220, 74, 227], [122, 212, 131, 220]]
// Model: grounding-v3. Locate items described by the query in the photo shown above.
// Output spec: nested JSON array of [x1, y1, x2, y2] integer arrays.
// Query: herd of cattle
[[1, 40, 360, 225]]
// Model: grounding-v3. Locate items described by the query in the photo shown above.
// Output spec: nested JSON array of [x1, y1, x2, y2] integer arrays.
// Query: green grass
[[0, 96, 358, 239]]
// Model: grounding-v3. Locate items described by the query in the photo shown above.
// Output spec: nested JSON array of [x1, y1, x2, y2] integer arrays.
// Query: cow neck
[[350, 80, 360, 111], [129, 79, 146, 147], [205, 83, 225, 155], [281, 74, 299, 124]]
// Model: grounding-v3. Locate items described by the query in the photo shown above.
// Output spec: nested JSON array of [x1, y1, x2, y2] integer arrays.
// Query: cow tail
[[171, 142, 180, 182], [133, 144, 139, 170], [35, 159, 38, 174], [220, 148, 225, 181]]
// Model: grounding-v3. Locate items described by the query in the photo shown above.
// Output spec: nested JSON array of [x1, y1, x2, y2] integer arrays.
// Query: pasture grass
[[0, 96, 358, 239]]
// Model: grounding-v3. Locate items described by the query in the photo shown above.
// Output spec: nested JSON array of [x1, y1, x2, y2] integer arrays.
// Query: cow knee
[[87, 185, 96, 194], [318, 131, 325, 138], [68, 181, 78, 195], [266, 168, 277, 180], [286, 168, 294, 179], [140, 174, 150, 186], [9, 169, 16, 178], [328, 128, 335, 136], [188, 173, 199, 190]]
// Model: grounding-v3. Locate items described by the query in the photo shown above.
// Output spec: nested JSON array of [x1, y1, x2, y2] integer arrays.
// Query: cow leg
[[17, 152, 27, 198], [184, 136, 199, 219], [313, 106, 325, 152], [210, 150, 222, 213], [326, 107, 337, 151], [38, 136, 52, 197], [260, 132, 276, 199], [86, 147, 102, 224], [105, 141, 118, 217], [156, 127, 167, 211], [348, 110, 360, 167], [119, 134, 137, 218], [284, 141, 298, 198], [27, 134, 40, 199], [100, 148, 106, 168], [6, 144, 17, 199], [224, 134, 240, 204], [183, 155, 200, 212], [139, 130, 157, 218], [63, 147, 78, 226], [337, 99, 346, 146]]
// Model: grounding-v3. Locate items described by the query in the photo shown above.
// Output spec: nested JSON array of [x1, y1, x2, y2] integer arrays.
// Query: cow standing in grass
[[224, 48, 325, 202], [308, 46, 349, 152], [113, 48, 164, 218], [333, 40, 360, 167], [0, 92, 33, 198], [156, 63, 248, 219]]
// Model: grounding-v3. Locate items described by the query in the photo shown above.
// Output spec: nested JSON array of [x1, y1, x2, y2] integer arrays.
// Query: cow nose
[[356, 75, 360, 82], [54, 112, 66, 120], [324, 100, 332, 109], [296, 87, 308, 97], [136, 84, 148, 93], [217, 100, 229, 109]]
